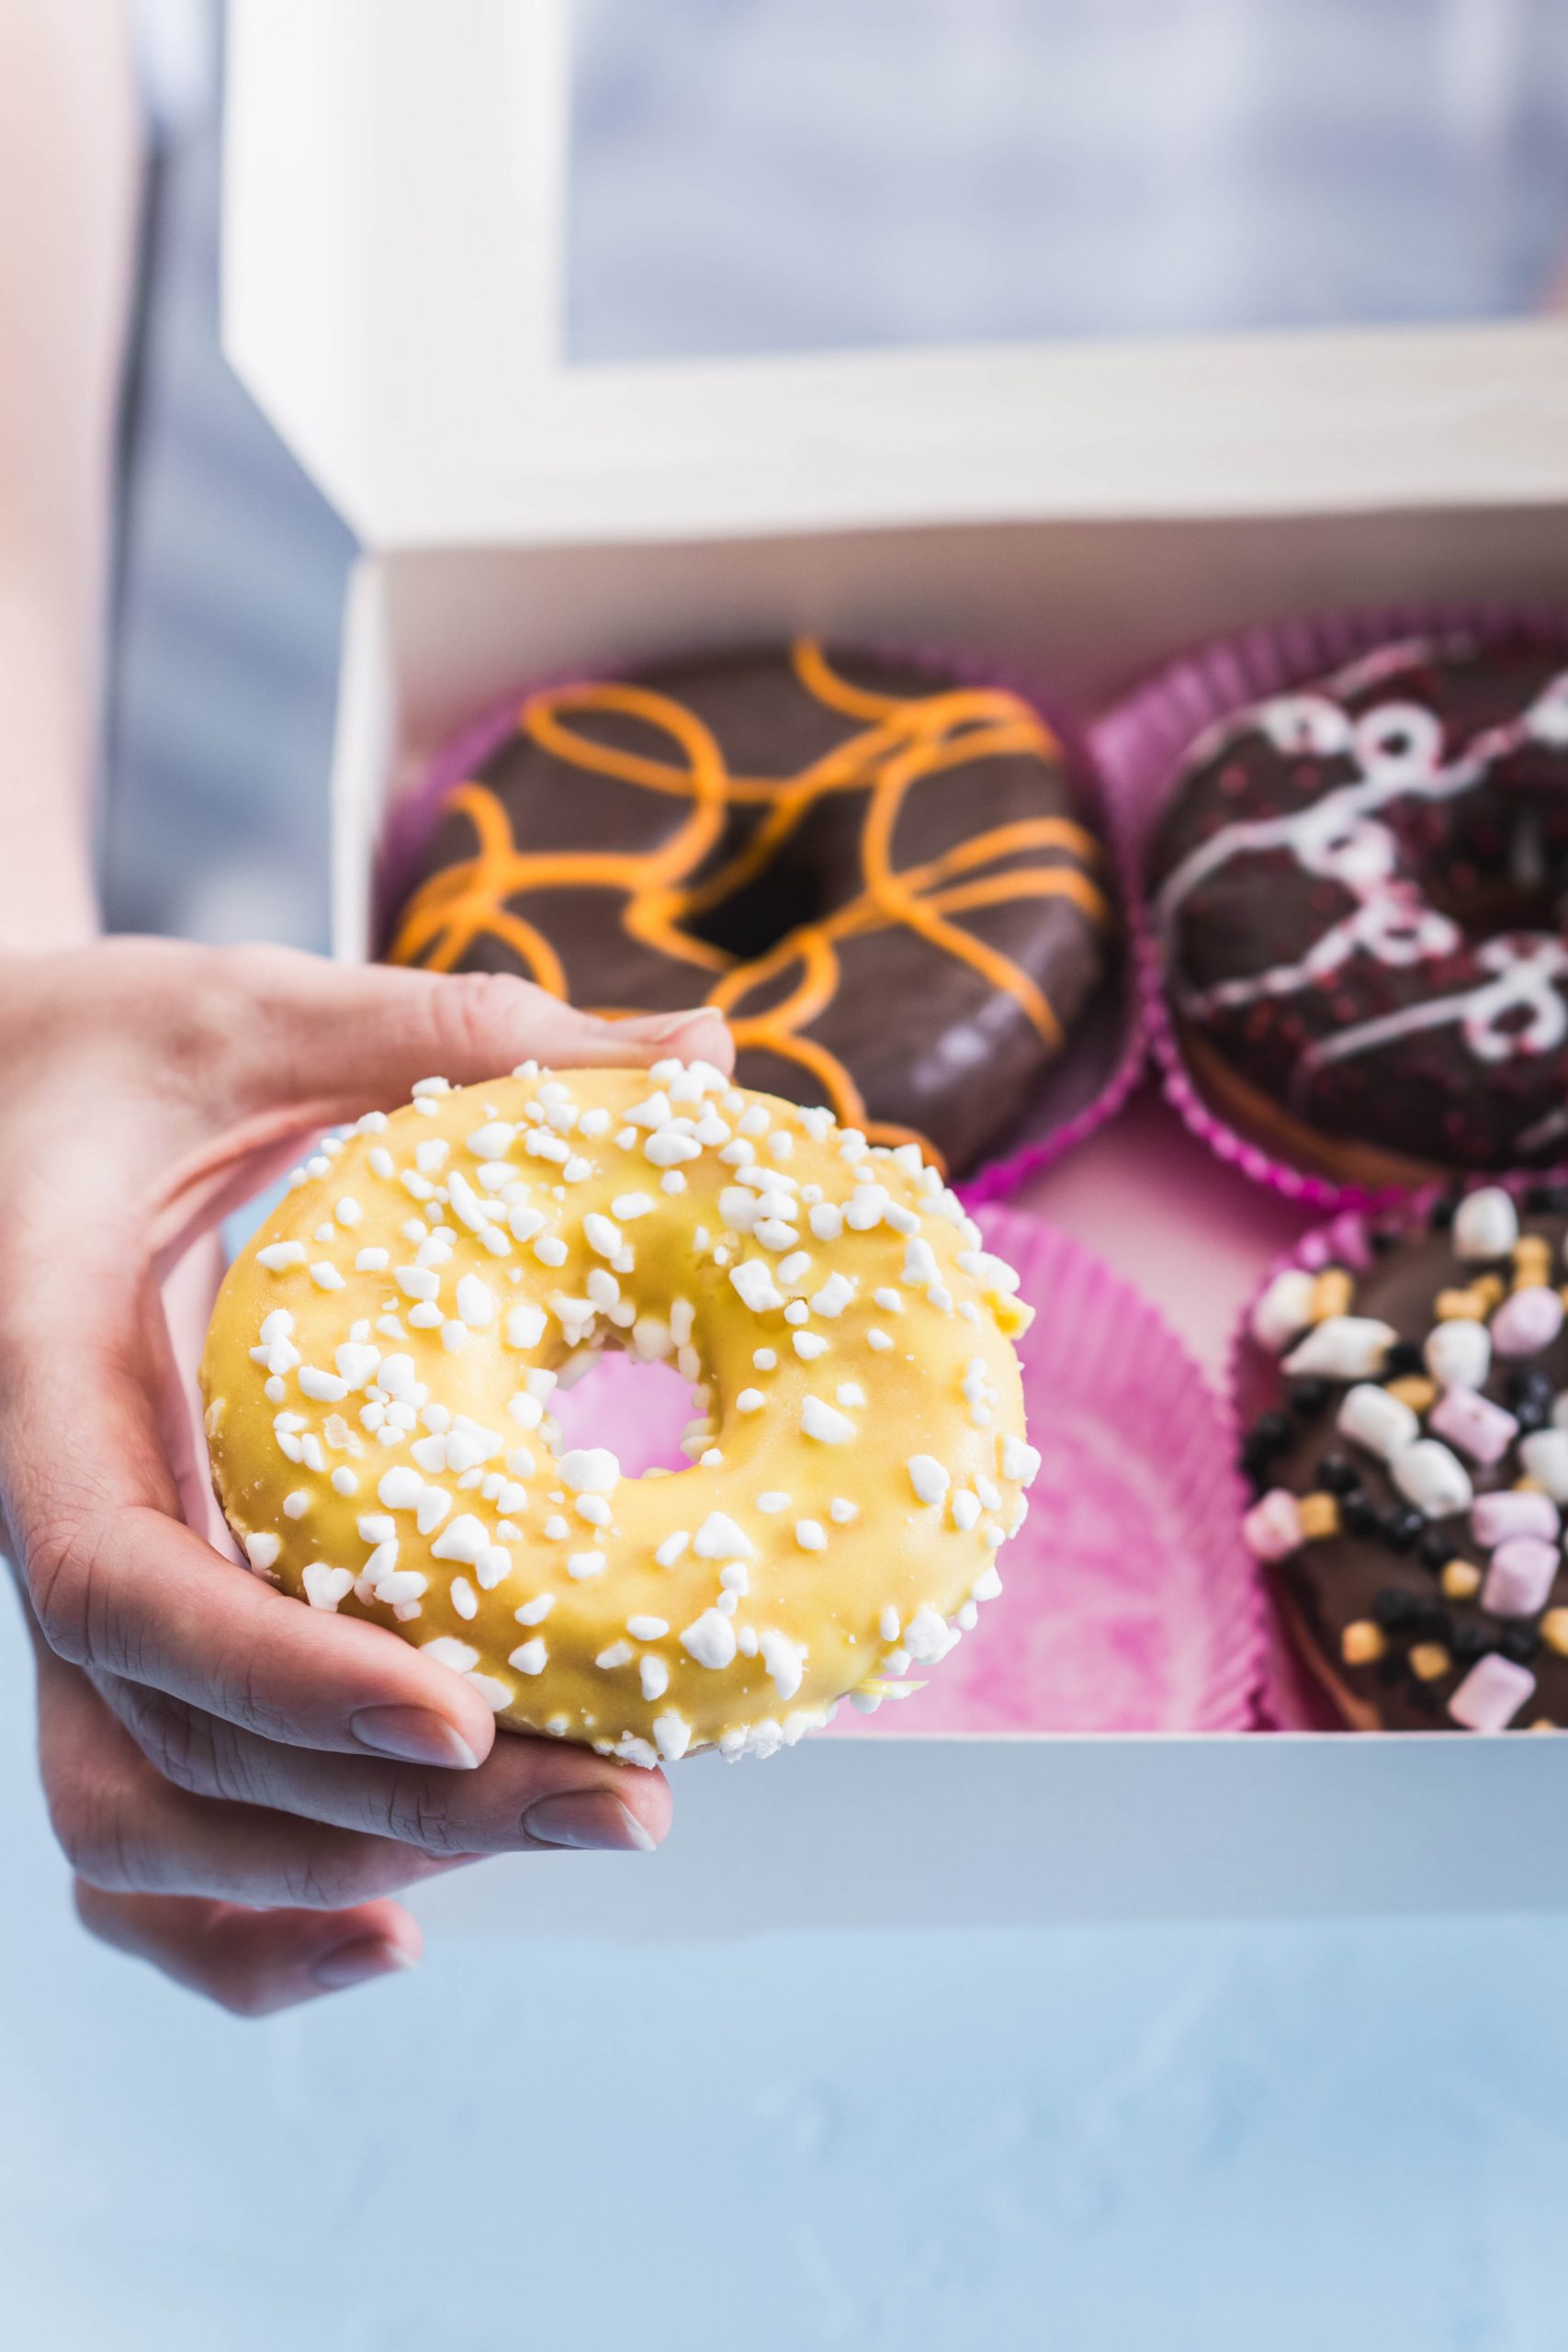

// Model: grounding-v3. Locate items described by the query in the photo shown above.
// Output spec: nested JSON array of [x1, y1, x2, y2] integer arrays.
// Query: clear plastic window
[[568, 0, 1568, 362]]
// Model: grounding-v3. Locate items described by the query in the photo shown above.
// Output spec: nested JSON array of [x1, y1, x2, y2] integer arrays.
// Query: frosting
[[201, 1062, 1037, 1765], [387, 641, 1112, 1175], [1153, 637, 1568, 1170]]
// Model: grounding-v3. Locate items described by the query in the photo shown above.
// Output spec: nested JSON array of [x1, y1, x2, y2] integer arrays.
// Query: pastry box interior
[[222, 0, 1568, 1935]]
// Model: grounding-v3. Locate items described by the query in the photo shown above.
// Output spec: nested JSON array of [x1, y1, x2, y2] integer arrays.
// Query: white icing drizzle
[[1157, 642, 1568, 1096]]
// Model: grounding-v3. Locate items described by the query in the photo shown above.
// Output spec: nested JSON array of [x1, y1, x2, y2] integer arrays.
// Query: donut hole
[[547, 1345, 707, 1478]]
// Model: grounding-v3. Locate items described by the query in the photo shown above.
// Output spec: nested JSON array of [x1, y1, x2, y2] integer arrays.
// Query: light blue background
[[15, 6, 1568, 2345]]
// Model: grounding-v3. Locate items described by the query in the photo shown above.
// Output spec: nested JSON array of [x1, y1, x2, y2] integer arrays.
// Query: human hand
[[0, 937, 731, 2012]]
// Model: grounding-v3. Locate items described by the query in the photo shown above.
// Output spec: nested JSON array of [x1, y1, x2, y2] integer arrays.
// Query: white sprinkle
[[612, 1192, 655, 1220], [753, 1348, 778, 1371], [731, 1260, 784, 1313], [378, 1466, 423, 1510], [509, 1638, 548, 1675], [759, 1627, 806, 1701], [655, 1530, 691, 1567], [474, 1544, 513, 1590], [737, 1387, 766, 1413], [256, 1241, 307, 1272], [596, 1641, 634, 1670], [244, 1532, 283, 1573], [467, 1122, 516, 1161], [456, 1272, 495, 1328], [298, 1366, 348, 1403], [908, 1454, 951, 1507], [568, 1551, 607, 1580], [953, 1489, 982, 1532], [836, 1382, 867, 1409], [904, 1605, 956, 1664], [756, 1491, 790, 1514], [793, 1331, 829, 1361], [694, 1510, 756, 1561], [867, 1329, 893, 1351], [302, 1564, 354, 1611], [879, 1604, 901, 1642], [502, 1303, 547, 1351], [802, 1395, 855, 1444], [1000, 1434, 1043, 1487], [646, 1130, 700, 1167], [422, 1636, 480, 1675], [559, 1446, 620, 1495], [654, 1711, 692, 1761], [640, 1656, 670, 1702], [681, 1610, 738, 1668], [514, 1595, 554, 1626], [429, 1513, 486, 1565], [795, 1520, 827, 1551], [809, 1272, 855, 1318]]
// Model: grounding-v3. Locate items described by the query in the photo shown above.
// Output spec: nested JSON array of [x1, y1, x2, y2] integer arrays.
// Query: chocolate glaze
[[1254, 1197, 1568, 1731], [386, 643, 1112, 1175], [1151, 637, 1568, 1171]]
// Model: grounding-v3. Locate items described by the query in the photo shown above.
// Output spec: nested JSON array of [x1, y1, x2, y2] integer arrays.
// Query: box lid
[[224, 0, 1568, 549]]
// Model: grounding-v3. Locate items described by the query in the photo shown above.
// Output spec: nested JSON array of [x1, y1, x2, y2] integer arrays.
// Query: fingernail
[[523, 1792, 658, 1851], [310, 1936, 416, 1992], [622, 1008, 722, 1041], [350, 1705, 480, 1770]]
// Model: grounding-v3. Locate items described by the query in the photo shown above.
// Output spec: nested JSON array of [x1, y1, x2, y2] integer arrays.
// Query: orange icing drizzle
[[389, 640, 1111, 1162]]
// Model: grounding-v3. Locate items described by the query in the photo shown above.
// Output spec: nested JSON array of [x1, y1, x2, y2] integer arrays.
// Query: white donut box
[[223, 0, 1568, 1935]]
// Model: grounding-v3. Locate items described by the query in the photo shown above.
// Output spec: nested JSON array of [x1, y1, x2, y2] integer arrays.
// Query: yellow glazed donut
[[200, 1058, 1039, 1765]]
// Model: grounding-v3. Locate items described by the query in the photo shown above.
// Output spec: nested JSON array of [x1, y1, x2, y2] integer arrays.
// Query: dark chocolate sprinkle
[[1450, 1623, 1490, 1664], [1288, 1377, 1332, 1418], [1315, 1454, 1360, 1496], [1373, 1587, 1419, 1629], [1418, 1530, 1454, 1571], [1249, 1411, 1292, 1457], [1380, 1507, 1425, 1554], [1345, 1497, 1382, 1536], [1498, 1623, 1541, 1664], [1527, 1182, 1568, 1214], [1382, 1340, 1423, 1380]]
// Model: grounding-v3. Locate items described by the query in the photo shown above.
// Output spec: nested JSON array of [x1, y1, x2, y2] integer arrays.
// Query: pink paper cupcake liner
[[1091, 601, 1568, 1215], [826, 1204, 1264, 1736], [372, 642, 1145, 1200]]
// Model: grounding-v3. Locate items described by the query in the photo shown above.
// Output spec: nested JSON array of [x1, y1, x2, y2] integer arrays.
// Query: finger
[[39, 1645, 474, 1908], [221, 946, 735, 1115], [99, 1666, 672, 1856], [73, 1883, 421, 2016], [3, 1266, 502, 1764]]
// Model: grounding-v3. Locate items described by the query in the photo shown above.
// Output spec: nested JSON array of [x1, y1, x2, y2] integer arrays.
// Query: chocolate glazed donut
[[1150, 636, 1568, 1183], [1241, 1184, 1568, 1734], [383, 640, 1112, 1176]]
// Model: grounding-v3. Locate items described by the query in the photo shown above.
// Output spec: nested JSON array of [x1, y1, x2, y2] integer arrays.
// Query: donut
[[199, 1058, 1040, 1766], [1240, 1182, 1568, 1733], [1149, 634, 1568, 1184], [382, 639, 1113, 1179]]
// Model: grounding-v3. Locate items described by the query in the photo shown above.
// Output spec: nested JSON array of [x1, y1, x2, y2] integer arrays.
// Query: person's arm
[[0, 0, 135, 946], [0, 0, 730, 2013]]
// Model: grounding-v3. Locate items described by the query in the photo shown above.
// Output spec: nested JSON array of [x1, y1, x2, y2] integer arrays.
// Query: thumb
[[229, 948, 733, 1116]]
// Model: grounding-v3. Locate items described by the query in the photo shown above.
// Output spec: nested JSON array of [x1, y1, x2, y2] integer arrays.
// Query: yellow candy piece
[[201, 1065, 1036, 1767]]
